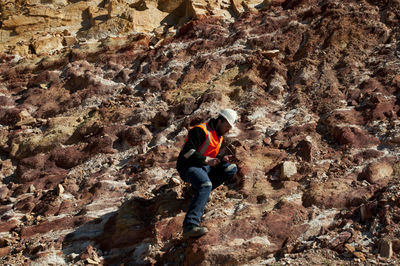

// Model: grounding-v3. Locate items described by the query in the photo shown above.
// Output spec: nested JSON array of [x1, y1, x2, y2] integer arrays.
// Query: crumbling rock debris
[[0, 0, 400, 265]]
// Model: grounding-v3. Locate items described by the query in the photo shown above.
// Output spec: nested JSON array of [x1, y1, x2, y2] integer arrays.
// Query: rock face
[[1, 0, 400, 265], [0, 0, 268, 56]]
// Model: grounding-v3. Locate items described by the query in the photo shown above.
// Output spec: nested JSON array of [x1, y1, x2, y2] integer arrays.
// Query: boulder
[[121, 125, 152, 147], [122, 4, 169, 33], [363, 161, 393, 186], [31, 36, 64, 55]]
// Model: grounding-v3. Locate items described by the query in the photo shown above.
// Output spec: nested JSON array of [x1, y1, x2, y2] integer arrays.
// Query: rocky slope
[[0, 0, 400, 265]]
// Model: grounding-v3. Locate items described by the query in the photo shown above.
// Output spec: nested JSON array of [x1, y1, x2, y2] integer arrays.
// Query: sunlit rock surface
[[0, 0, 400, 265]]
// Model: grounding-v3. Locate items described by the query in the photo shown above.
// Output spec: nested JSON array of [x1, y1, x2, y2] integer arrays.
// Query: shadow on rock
[[62, 185, 191, 265]]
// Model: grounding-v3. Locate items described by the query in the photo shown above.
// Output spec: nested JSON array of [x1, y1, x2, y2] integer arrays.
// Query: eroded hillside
[[0, 0, 400, 265]]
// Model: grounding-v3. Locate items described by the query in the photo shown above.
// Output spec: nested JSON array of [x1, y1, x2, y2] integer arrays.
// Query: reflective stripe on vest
[[194, 123, 223, 158]]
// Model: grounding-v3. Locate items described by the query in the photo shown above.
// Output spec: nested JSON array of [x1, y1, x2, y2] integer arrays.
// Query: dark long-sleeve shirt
[[176, 118, 223, 172]]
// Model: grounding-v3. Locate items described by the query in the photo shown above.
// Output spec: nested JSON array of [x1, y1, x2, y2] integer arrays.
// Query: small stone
[[353, 251, 366, 262], [170, 177, 181, 185], [92, 252, 101, 263], [86, 258, 99, 265], [28, 184, 36, 193], [345, 243, 355, 252], [280, 161, 297, 180], [24, 213, 34, 222], [262, 49, 280, 59], [263, 137, 271, 145], [56, 184, 64, 196]]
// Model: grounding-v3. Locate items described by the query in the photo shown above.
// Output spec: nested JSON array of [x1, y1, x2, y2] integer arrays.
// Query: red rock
[[21, 216, 92, 239], [155, 216, 183, 242], [0, 108, 23, 126], [261, 202, 309, 247], [360, 78, 384, 93], [50, 146, 87, 169], [0, 206, 11, 217], [323, 109, 365, 127], [281, 181, 300, 191], [84, 135, 115, 154], [32, 174, 66, 191], [354, 149, 384, 161], [327, 231, 352, 251], [303, 180, 376, 208], [0, 246, 10, 257], [236, 146, 287, 176], [0, 186, 9, 200], [332, 126, 380, 148], [97, 198, 155, 250], [16, 153, 51, 181], [296, 140, 313, 162], [121, 125, 152, 147], [0, 96, 13, 107], [151, 110, 174, 130], [55, 200, 75, 216], [378, 238, 393, 258], [27, 70, 62, 89], [173, 96, 197, 116], [359, 202, 377, 223], [14, 195, 36, 213], [0, 220, 18, 233]]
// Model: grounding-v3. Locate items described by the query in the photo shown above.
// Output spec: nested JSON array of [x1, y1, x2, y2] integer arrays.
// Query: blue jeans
[[178, 162, 238, 226]]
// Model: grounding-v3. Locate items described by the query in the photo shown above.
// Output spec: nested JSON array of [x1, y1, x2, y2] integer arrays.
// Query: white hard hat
[[220, 108, 237, 127]]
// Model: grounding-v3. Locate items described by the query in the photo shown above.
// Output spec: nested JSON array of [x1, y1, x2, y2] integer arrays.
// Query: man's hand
[[222, 155, 233, 162], [205, 157, 220, 166]]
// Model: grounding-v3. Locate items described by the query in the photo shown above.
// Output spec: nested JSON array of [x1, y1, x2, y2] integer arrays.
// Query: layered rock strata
[[0, 0, 400, 265]]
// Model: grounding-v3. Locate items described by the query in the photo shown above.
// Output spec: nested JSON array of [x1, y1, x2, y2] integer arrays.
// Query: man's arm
[[181, 127, 207, 165]]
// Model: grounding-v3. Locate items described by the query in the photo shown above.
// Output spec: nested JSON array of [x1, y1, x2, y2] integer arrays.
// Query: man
[[177, 109, 238, 238]]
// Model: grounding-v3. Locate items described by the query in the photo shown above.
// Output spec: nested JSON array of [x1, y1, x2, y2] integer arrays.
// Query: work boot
[[183, 224, 208, 238]]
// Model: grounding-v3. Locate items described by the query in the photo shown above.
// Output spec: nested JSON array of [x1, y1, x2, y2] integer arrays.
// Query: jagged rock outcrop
[[0, 0, 400, 265]]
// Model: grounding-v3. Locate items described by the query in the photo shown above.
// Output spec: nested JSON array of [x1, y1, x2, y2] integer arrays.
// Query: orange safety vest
[[188, 123, 223, 158]]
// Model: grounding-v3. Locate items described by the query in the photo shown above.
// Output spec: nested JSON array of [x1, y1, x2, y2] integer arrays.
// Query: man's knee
[[201, 181, 212, 188], [224, 163, 238, 176]]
